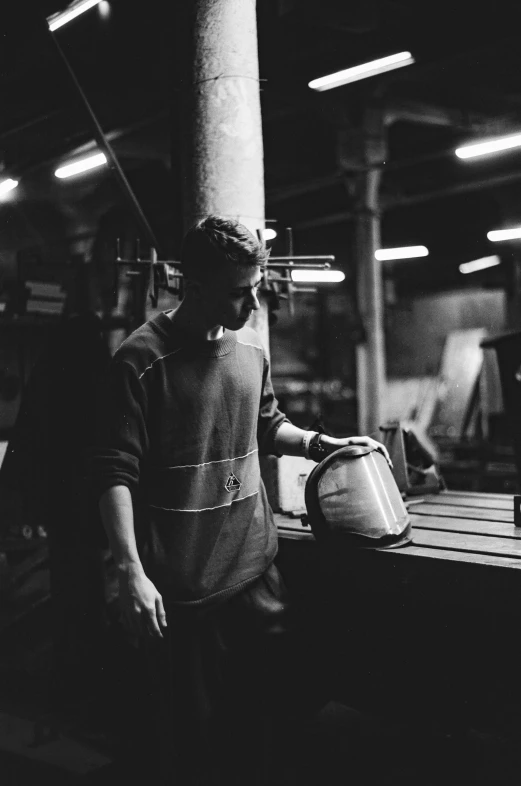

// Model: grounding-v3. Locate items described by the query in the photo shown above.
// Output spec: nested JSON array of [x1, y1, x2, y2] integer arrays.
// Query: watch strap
[[309, 432, 329, 462]]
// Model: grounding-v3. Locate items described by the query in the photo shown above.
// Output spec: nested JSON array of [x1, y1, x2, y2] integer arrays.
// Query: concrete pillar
[[338, 101, 387, 435], [179, 0, 270, 352], [506, 252, 521, 331], [355, 167, 385, 435]]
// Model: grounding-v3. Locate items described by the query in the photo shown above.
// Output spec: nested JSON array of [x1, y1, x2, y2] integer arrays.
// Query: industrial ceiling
[[2, 0, 521, 290]]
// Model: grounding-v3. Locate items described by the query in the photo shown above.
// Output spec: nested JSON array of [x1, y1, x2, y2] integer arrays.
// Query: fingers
[[118, 573, 167, 640], [146, 608, 164, 638], [121, 600, 166, 639], [348, 436, 392, 468], [142, 597, 165, 638], [156, 595, 168, 630], [376, 442, 392, 467], [370, 439, 392, 467]]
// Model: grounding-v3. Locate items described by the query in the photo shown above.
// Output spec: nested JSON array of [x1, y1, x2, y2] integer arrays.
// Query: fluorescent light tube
[[487, 227, 521, 242], [459, 255, 501, 274], [0, 178, 19, 196], [456, 133, 521, 160], [263, 228, 277, 241], [48, 0, 102, 32], [309, 52, 414, 92], [291, 270, 345, 283], [375, 245, 428, 261], [98, 0, 111, 18], [55, 152, 107, 179]]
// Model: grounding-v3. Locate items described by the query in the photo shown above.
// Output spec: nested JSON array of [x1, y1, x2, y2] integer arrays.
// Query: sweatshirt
[[92, 312, 288, 605]]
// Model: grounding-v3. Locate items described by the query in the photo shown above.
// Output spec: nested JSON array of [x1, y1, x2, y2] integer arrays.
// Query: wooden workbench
[[274, 489, 521, 732], [276, 488, 520, 571]]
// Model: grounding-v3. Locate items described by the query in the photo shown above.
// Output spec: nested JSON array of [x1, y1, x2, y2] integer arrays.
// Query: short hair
[[180, 215, 268, 280]]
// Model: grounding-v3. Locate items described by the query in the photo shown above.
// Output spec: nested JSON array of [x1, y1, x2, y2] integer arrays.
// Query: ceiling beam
[[15, 112, 169, 175], [385, 169, 521, 210], [383, 97, 487, 130], [292, 168, 521, 229]]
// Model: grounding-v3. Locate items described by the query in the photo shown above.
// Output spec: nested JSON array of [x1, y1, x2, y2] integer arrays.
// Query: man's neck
[[168, 300, 223, 341]]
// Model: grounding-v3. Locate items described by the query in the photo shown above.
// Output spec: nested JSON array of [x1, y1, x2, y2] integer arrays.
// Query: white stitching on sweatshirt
[[138, 348, 183, 379], [149, 489, 259, 513], [163, 448, 258, 470], [237, 340, 262, 351]]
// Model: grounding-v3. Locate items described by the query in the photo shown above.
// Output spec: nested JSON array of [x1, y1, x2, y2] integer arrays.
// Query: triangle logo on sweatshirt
[[225, 473, 242, 492]]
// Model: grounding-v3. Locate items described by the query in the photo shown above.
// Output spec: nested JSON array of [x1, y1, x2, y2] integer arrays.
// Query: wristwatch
[[308, 432, 329, 463]]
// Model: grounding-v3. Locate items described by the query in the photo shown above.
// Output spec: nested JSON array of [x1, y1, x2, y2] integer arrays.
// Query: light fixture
[[55, 152, 107, 179], [291, 270, 345, 283], [0, 178, 19, 197], [47, 0, 102, 32], [98, 0, 111, 18], [487, 227, 521, 242], [456, 133, 521, 160], [375, 245, 428, 261], [263, 228, 277, 241], [308, 52, 414, 92], [459, 255, 501, 274]]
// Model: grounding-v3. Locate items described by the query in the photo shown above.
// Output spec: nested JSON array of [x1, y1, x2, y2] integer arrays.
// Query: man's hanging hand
[[118, 563, 167, 639]]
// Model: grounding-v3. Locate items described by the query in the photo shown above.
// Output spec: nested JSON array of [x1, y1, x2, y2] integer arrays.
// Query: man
[[93, 215, 389, 784]]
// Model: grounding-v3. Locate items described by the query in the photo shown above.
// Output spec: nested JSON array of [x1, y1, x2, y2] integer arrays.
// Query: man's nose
[[250, 290, 260, 310]]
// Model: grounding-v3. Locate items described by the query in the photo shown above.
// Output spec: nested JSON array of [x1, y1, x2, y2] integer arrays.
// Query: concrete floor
[[2, 682, 521, 786], [2, 546, 521, 786]]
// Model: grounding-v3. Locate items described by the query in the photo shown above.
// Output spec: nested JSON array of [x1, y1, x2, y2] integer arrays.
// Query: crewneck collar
[[153, 311, 237, 357]]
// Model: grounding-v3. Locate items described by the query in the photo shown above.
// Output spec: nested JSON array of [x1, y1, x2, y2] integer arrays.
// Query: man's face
[[199, 262, 263, 331]]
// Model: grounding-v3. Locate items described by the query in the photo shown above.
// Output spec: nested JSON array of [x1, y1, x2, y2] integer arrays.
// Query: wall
[[386, 288, 507, 378]]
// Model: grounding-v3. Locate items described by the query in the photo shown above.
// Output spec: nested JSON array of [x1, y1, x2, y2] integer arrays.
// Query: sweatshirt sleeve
[[257, 351, 290, 456], [91, 358, 149, 498]]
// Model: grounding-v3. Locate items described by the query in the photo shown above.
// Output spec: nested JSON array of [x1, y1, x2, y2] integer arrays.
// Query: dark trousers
[[134, 563, 327, 786]]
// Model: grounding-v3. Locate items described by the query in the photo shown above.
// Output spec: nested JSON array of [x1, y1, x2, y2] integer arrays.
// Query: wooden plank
[[276, 526, 521, 570], [410, 513, 521, 539], [276, 512, 521, 543], [412, 528, 521, 559], [276, 525, 314, 541], [410, 503, 513, 523], [435, 489, 513, 502], [423, 494, 513, 511], [278, 525, 521, 558], [421, 493, 513, 511], [389, 544, 521, 569]]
